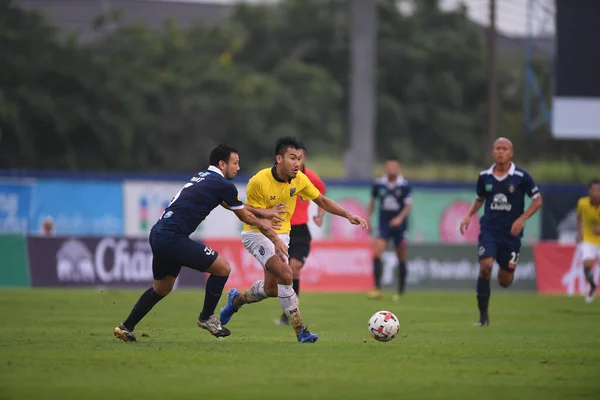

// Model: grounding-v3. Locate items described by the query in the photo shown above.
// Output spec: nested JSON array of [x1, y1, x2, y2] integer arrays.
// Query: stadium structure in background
[[551, 0, 600, 139]]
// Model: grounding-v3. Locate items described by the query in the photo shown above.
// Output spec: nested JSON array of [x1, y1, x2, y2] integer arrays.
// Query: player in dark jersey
[[368, 157, 412, 300], [113, 144, 286, 342], [460, 138, 542, 327]]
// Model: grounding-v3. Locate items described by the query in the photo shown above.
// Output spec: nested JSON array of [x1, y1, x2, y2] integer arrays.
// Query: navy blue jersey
[[371, 176, 412, 230], [476, 163, 540, 237], [152, 166, 244, 236]]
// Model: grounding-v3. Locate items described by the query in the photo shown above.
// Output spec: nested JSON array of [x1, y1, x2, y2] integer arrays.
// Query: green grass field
[[1, 289, 599, 400]]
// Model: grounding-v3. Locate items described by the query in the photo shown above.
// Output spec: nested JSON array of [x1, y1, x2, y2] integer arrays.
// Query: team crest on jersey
[[395, 189, 402, 197], [485, 184, 493, 192], [290, 187, 297, 197], [508, 184, 516, 193]]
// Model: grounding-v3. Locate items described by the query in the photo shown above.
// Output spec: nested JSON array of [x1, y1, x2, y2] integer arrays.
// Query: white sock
[[278, 284, 301, 327], [240, 279, 268, 304]]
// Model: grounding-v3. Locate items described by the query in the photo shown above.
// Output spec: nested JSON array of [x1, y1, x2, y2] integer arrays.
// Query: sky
[[148, 0, 556, 37]]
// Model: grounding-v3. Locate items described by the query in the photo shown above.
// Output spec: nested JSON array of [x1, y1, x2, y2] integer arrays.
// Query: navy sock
[[584, 269, 596, 287], [123, 287, 165, 331], [398, 261, 407, 293], [293, 278, 300, 297], [373, 258, 383, 289], [476, 277, 491, 319], [199, 274, 229, 321]]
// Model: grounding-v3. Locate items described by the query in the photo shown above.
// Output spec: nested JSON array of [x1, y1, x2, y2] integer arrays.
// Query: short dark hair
[[275, 136, 305, 157], [209, 144, 238, 167], [385, 156, 400, 163], [589, 179, 600, 188]]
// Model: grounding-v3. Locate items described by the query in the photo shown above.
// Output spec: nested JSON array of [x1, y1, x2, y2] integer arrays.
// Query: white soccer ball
[[368, 310, 400, 342]]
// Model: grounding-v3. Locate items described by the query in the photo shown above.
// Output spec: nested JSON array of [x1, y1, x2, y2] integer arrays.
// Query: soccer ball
[[368, 310, 400, 342]]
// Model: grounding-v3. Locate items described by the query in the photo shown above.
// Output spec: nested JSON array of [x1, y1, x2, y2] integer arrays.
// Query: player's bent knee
[[498, 269, 514, 288], [153, 277, 175, 296], [479, 259, 493, 279], [207, 255, 231, 277], [583, 260, 595, 270]]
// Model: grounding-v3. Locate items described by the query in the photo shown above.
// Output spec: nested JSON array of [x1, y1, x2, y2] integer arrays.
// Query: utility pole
[[487, 0, 498, 151], [345, 0, 376, 179]]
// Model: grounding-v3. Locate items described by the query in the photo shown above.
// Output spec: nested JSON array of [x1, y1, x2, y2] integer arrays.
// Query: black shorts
[[289, 224, 312, 263], [149, 231, 218, 280], [478, 231, 521, 272]]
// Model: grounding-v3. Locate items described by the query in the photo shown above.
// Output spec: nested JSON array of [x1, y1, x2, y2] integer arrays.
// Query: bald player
[[460, 138, 542, 327]]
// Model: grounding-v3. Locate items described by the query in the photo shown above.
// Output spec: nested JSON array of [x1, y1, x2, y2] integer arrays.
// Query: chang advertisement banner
[[27, 236, 205, 288]]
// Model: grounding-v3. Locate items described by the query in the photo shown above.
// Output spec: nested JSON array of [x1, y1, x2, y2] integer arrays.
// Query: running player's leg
[[496, 239, 521, 289], [369, 232, 388, 299], [114, 233, 179, 341], [175, 238, 232, 337], [580, 242, 598, 303], [393, 229, 408, 299], [278, 226, 310, 325], [476, 233, 497, 326]]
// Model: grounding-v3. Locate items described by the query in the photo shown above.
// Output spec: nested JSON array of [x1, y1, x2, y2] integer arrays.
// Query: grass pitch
[[0, 289, 598, 400]]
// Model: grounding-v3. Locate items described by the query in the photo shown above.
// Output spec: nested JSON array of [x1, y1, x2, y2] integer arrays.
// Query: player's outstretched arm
[[232, 208, 289, 259], [312, 194, 369, 230], [460, 198, 485, 235]]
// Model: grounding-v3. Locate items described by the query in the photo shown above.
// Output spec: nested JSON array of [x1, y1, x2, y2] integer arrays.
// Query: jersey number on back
[[160, 183, 193, 219]]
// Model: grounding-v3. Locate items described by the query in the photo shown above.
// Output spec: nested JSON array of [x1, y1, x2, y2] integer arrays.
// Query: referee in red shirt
[[276, 157, 327, 325]]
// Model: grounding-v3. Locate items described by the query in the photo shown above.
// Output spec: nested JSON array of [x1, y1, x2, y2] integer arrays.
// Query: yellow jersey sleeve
[[245, 176, 266, 208], [297, 171, 320, 201]]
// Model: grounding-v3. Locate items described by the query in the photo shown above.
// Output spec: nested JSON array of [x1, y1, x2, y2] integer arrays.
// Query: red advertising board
[[534, 242, 599, 295], [205, 239, 374, 292]]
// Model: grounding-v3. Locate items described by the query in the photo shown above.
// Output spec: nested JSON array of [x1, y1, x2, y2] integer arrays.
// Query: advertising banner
[[123, 180, 245, 239], [204, 239, 374, 292], [27, 236, 205, 288], [0, 180, 32, 234], [30, 180, 123, 236], [324, 186, 541, 244], [534, 242, 599, 295], [379, 244, 537, 291], [0, 235, 30, 287]]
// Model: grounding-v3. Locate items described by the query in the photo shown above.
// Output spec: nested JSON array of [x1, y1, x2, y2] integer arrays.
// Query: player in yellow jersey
[[220, 137, 369, 343], [576, 179, 600, 303]]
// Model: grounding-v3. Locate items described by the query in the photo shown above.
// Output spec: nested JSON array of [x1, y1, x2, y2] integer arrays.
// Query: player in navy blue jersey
[[368, 158, 412, 300], [113, 144, 286, 342], [460, 138, 542, 326]]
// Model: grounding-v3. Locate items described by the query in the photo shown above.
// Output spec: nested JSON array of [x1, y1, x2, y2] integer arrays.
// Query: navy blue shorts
[[149, 231, 218, 280], [477, 231, 521, 272], [377, 226, 407, 247]]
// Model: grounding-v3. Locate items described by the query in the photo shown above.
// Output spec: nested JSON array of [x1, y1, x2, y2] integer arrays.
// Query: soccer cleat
[[274, 314, 290, 326], [585, 284, 596, 304], [113, 323, 137, 342], [475, 317, 489, 327], [198, 315, 231, 338], [219, 288, 240, 325], [367, 289, 383, 300], [297, 327, 319, 343]]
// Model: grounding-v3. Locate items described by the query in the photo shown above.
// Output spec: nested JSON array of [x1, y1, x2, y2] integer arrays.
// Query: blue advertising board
[[0, 180, 33, 233], [30, 180, 124, 236]]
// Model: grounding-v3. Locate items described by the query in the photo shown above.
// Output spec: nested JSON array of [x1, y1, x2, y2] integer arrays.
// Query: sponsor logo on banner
[[0, 181, 32, 233], [123, 180, 245, 238], [27, 237, 205, 288], [204, 239, 373, 292], [534, 242, 599, 294]]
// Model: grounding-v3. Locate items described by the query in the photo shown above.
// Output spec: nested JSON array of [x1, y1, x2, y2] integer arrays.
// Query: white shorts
[[580, 241, 600, 262], [241, 231, 290, 268]]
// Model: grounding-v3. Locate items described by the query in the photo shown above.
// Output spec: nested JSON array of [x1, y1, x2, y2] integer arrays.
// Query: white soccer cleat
[[585, 290, 596, 303]]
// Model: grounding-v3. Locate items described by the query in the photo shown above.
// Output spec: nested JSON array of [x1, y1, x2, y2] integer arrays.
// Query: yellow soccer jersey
[[243, 166, 321, 234], [577, 196, 600, 245]]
